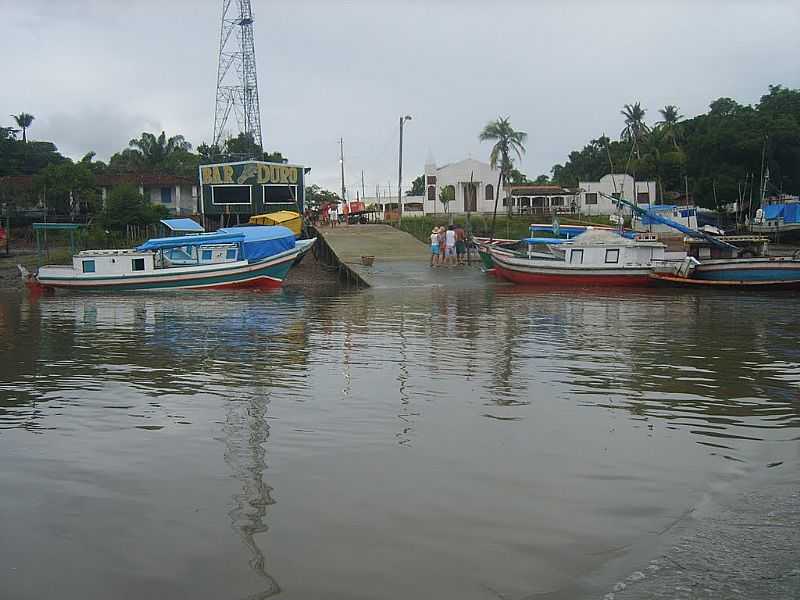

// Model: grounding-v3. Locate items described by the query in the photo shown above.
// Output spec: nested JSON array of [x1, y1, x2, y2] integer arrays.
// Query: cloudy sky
[[3, 0, 798, 196]]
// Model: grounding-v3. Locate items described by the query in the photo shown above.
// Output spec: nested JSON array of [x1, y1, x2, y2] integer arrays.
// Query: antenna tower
[[213, 0, 263, 154]]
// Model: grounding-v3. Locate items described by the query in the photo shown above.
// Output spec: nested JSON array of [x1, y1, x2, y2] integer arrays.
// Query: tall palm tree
[[129, 131, 192, 166], [11, 112, 34, 142], [620, 102, 650, 158], [479, 116, 527, 237], [656, 105, 684, 149]]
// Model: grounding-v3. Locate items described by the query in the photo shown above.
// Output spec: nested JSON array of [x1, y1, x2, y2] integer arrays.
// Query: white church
[[421, 157, 500, 215]]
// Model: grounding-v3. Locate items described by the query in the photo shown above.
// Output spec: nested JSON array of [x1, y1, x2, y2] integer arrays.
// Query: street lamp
[[398, 115, 412, 222]]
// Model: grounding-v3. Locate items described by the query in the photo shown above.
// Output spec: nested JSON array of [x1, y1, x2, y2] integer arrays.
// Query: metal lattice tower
[[213, 0, 263, 152]]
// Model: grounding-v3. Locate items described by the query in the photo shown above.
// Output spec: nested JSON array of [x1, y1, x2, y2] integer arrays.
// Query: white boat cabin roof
[[77, 249, 153, 257]]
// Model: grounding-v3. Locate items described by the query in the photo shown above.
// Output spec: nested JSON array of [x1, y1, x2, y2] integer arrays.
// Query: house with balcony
[[97, 174, 198, 216], [505, 184, 579, 215]]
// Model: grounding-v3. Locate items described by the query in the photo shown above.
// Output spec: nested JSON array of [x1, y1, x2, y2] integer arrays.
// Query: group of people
[[430, 224, 467, 267]]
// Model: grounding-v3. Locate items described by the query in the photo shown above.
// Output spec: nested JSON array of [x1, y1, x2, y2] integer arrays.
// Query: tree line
[[549, 85, 800, 209], [0, 120, 344, 227], [407, 84, 799, 213]]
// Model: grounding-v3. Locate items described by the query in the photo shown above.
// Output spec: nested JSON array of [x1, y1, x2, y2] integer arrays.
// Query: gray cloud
[[2, 0, 798, 195]]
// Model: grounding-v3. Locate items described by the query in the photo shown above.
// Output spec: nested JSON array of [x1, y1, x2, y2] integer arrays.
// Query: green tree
[[657, 105, 684, 149], [620, 102, 650, 157], [439, 185, 455, 213], [407, 174, 425, 196], [100, 184, 169, 231], [34, 161, 98, 217], [479, 116, 527, 225], [1, 126, 19, 141], [507, 169, 531, 185], [12, 112, 34, 142], [305, 185, 341, 210], [128, 131, 192, 166]]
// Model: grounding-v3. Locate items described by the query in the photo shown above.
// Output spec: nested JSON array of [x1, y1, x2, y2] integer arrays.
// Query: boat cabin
[[685, 235, 769, 260], [563, 231, 666, 267], [74, 249, 156, 275]]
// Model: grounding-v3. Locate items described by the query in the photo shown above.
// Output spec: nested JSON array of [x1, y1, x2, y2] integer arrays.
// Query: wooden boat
[[26, 226, 315, 292], [472, 237, 519, 273], [491, 230, 666, 287], [650, 235, 800, 288], [649, 272, 800, 289]]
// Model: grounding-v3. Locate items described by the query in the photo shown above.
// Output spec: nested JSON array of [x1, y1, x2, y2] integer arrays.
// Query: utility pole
[[361, 170, 366, 203], [398, 115, 412, 223], [339, 138, 346, 203]]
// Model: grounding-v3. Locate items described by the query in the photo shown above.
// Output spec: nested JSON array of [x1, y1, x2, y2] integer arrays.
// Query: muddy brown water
[[0, 283, 797, 599]]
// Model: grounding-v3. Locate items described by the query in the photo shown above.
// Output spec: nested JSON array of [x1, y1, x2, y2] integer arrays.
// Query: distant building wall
[[577, 174, 656, 216]]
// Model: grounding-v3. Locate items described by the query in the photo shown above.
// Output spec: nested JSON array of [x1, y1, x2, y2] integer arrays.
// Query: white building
[[577, 174, 656, 216], [97, 174, 199, 216], [423, 157, 500, 215]]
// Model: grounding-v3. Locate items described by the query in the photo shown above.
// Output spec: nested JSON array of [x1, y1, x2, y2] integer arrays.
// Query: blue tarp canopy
[[785, 204, 800, 223], [137, 232, 244, 252], [763, 204, 785, 220], [160, 218, 205, 233], [219, 226, 295, 261]]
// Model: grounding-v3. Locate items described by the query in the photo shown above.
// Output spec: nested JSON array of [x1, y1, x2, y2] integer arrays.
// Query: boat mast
[[758, 137, 767, 210]]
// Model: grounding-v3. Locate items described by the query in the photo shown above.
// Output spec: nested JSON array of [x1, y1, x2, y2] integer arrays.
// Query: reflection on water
[[222, 391, 280, 599], [0, 285, 798, 599]]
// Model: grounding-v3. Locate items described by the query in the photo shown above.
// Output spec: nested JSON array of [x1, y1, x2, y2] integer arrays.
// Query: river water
[[0, 281, 798, 599]]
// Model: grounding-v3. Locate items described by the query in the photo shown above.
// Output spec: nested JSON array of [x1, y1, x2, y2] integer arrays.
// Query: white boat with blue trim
[[27, 226, 315, 292]]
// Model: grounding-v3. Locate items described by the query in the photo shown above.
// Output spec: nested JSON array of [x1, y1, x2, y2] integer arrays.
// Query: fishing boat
[[25, 226, 315, 292], [598, 192, 800, 288], [474, 223, 618, 273], [650, 235, 800, 288], [751, 199, 800, 241], [491, 229, 667, 287]]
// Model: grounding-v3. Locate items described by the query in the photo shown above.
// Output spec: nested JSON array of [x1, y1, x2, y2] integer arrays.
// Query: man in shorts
[[454, 224, 466, 265], [444, 225, 457, 266]]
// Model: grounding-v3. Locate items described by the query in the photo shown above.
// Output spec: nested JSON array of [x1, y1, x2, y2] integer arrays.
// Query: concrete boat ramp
[[314, 224, 483, 289]]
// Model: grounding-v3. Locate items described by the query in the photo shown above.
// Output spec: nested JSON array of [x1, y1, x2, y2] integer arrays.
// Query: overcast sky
[[3, 0, 798, 196]]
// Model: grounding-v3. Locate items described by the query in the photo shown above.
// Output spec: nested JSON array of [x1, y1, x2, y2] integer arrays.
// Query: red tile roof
[[508, 185, 573, 195]]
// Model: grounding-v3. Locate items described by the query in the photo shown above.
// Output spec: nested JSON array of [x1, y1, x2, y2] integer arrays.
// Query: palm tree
[[128, 131, 192, 166], [479, 116, 527, 237], [11, 112, 34, 142], [620, 102, 650, 157], [656, 105, 684, 149]]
